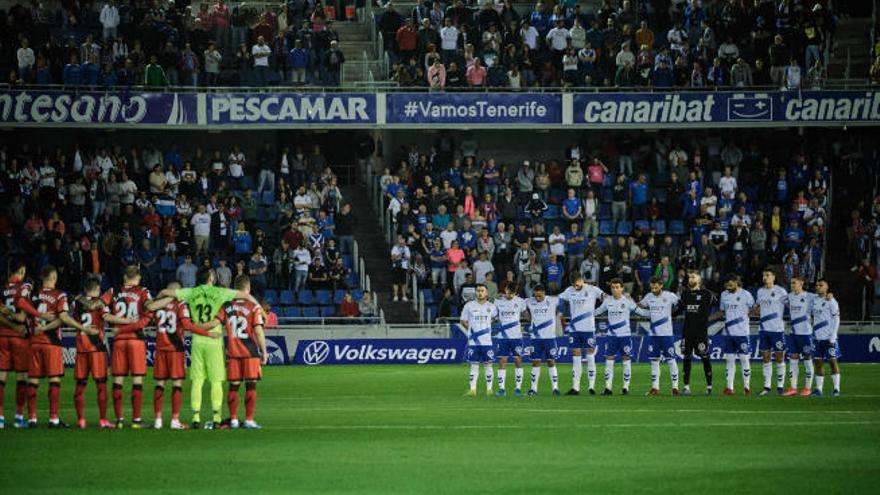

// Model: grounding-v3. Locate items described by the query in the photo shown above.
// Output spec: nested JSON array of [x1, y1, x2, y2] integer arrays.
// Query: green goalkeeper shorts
[[190, 338, 225, 382]]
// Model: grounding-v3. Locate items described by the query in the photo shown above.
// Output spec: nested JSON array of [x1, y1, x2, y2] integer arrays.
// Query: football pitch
[[3, 363, 879, 494]]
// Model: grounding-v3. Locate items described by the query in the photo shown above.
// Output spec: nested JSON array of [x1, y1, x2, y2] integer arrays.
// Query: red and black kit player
[[0, 261, 45, 429], [27, 266, 95, 428], [150, 281, 218, 430], [203, 275, 267, 429], [108, 266, 164, 429], [71, 277, 142, 429]]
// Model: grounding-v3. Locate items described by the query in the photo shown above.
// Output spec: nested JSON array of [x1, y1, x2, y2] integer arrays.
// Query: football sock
[[468, 363, 479, 390], [725, 354, 736, 389], [497, 367, 506, 390], [514, 367, 523, 390], [804, 360, 815, 389], [604, 359, 615, 389], [571, 355, 582, 391], [682, 356, 692, 386], [131, 384, 143, 421], [702, 358, 713, 387], [585, 353, 596, 390], [16, 380, 27, 415], [483, 364, 494, 392], [789, 358, 800, 389], [210, 381, 224, 422], [650, 359, 660, 390], [548, 366, 558, 391], [171, 386, 182, 420], [112, 383, 123, 420], [190, 377, 204, 422], [776, 360, 786, 389], [96, 381, 108, 421], [74, 381, 87, 421], [739, 355, 751, 389], [27, 383, 37, 420], [763, 362, 773, 389], [530, 367, 541, 392], [622, 360, 632, 389], [153, 385, 165, 418], [667, 359, 679, 389], [831, 373, 840, 391], [815, 374, 825, 391], [48, 383, 60, 420], [227, 383, 240, 420], [244, 382, 256, 422]]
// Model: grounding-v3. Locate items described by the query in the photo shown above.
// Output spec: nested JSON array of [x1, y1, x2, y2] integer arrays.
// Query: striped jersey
[[558, 284, 604, 333], [460, 300, 498, 347], [719, 289, 755, 337], [493, 296, 526, 340], [637, 291, 679, 337], [525, 296, 559, 340], [756, 286, 788, 333], [811, 296, 840, 342], [595, 295, 637, 337], [787, 290, 815, 336]]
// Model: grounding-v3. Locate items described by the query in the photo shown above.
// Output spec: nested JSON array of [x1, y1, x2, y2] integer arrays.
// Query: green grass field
[[2, 363, 879, 494]]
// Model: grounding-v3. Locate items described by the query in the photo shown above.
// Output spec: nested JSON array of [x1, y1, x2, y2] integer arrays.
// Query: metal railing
[[277, 316, 382, 326]]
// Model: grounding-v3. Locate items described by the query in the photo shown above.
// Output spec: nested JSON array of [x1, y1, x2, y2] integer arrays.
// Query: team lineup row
[[459, 270, 841, 398], [0, 263, 268, 430]]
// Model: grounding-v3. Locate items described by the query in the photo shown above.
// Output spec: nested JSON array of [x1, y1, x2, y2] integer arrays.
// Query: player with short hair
[[524, 285, 562, 396], [71, 277, 140, 429], [782, 276, 816, 396], [200, 275, 267, 428], [107, 266, 161, 429], [559, 272, 605, 395], [493, 284, 526, 397], [27, 266, 94, 428], [679, 271, 716, 395], [157, 267, 256, 429], [712, 274, 755, 396], [150, 281, 219, 429], [636, 277, 681, 396], [594, 278, 637, 395], [754, 269, 788, 396], [811, 279, 841, 397], [460, 284, 498, 397]]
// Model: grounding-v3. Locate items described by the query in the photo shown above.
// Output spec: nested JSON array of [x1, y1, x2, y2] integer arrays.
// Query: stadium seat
[[600, 187, 613, 203], [280, 290, 295, 306], [352, 289, 364, 301], [544, 205, 560, 219], [315, 290, 332, 305], [160, 256, 177, 272], [320, 306, 336, 317], [298, 290, 314, 305], [241, 176, 256, 191], [263, 289, 278, 306], [617, 221, 633, 236], [342, 255, 353, 269], [421, 289, 434, 304], [670, 220, 685, 235], [302, 306, 320, 318], [652, 220, 667, 235], [427, 306, 438, 322], [599, 203, 611, 220], [283, 307, 300, 318], [334, 290, 346, 304], [599, 220, 614, 235], [634, 220, 650, 232], [260, 190, 275, 206]]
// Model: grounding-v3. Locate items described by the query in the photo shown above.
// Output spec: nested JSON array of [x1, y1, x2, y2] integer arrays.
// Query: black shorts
[[682, 330, 710, 358], [393, 267, 408, 284]]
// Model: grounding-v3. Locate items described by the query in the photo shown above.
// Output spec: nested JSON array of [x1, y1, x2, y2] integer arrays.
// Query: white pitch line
[[256, 406, 880, 415], [263, 420, 880, 431]]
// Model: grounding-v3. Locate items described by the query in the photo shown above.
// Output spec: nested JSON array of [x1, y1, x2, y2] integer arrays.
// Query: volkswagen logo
[[302, 341, 330, 365]]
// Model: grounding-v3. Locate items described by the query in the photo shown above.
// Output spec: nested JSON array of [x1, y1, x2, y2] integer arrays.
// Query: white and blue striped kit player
[[494, 296, 526, 358], [756, 285, 788, 352], [788, 291, 816, 355], [812, 296, 841, 360], [637, 291, 679, 359], [720, 289, 755, 354], [461, 300, 498, 363], [526, 296, 559, 360], [559, 284, 604, 349], [595, 295, 637, 358]]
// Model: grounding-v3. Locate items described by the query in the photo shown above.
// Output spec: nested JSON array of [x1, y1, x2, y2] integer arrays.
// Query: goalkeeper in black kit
[[680, 271, 717, 395]]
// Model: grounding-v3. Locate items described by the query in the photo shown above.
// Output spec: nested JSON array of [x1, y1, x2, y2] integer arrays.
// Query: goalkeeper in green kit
[[158, 267, 259, 429]]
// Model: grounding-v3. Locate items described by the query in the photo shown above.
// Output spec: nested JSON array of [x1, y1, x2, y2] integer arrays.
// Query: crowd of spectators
[[0, 136, 377, 320], [1, 0, 353, 88], [377, 0, 839, 89], [378, 130, 834, 320]]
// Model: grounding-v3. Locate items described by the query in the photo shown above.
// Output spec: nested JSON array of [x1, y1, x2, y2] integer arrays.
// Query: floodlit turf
[[2, 363, 879, 494]]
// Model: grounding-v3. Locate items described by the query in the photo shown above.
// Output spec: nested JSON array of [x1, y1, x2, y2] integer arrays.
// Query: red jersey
[[216, 299, 265, 359], [110, 285, 152, 340], [73, 296, 109, 353], [30, 288, 69, 346], [0, 278, 32, 337], [154, 301, 197, 352]]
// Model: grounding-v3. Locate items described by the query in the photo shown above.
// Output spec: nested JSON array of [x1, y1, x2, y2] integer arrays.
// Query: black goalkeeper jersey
[[680, 288, 716, 335]]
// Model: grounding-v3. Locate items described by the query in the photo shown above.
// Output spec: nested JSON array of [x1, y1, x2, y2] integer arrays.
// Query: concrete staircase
[[335, 18, 387, 86], [826, 17, 873, 82]]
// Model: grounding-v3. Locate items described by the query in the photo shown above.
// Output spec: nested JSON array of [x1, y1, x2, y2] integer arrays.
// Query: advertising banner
[[292, 338, 466, 365], [385, 92, 563, 125]]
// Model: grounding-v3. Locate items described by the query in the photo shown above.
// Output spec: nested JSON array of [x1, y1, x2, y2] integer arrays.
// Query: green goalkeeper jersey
[[175, 285, 239, 347]]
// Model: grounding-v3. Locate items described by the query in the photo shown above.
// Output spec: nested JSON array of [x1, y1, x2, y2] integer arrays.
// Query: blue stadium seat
[[241, 176, 256, 191], [652, 220, 667, 235], [427, 306, 438, 322], [160, 256, 177, 272], [352, 289, 364, 301], [544, 205, 560, 219], [280, 290, 295, 306], [302, 306, 320, 318], [333, 290, 346, 304], [283, 307, 300, 318], [600, 187, 613, 203], [617, 221, 633, 236], [670, 220, 685, 236], [342, 255, 353, 269], [298, 290, 313, 305], [599, 220, 614, 235], [421, 289, 434, 304], [634, 220, 650, 232], [346, 273, 358, 286], [599, 203, 611, 220], [263, 289, 278, 306], [315, 290, 332, 305], [320, 306, 336, 317], [260, 190, 275, 206]]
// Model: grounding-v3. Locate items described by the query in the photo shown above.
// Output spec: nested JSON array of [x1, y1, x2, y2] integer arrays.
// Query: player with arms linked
[[711, 274, 755, 396], [593, 278, 637, 395], [753, 269, 788, 396], [493, 284, 526, 397], [524, 285, 561, 396], [558, 273, 605, 395], [636, 277, 681, 396], [782, 276, 816, 396], [460, 284, 498, 397], [679, 271, 716, 395], [811, 279, 841, 397]]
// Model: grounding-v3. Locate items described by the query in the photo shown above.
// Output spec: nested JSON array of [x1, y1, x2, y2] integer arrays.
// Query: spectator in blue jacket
[[630, 173, 649, 220], [233, 222, 253, 262], [62, 54, 81, 86], [100, 63, 118, 87], [289, 39, 309, 85]]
